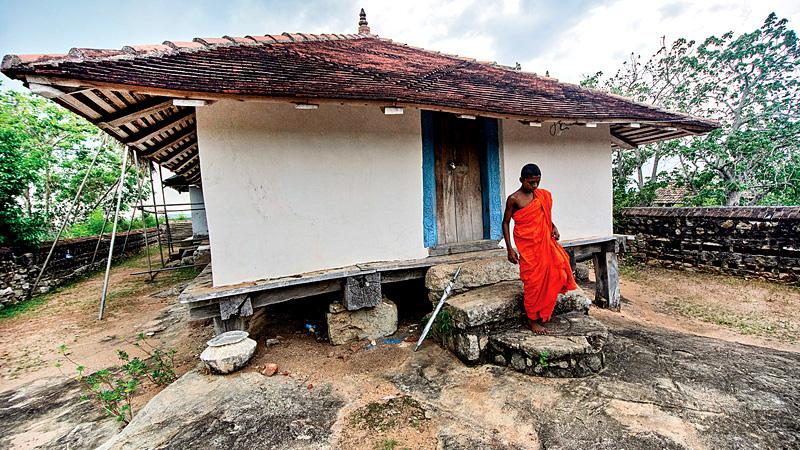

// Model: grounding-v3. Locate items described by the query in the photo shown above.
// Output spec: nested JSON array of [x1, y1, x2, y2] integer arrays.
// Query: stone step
[[425, 257, 519, 300], [488, 313, 608, 378], [437, 283, 592, 364], [442, 281, 592, 330]]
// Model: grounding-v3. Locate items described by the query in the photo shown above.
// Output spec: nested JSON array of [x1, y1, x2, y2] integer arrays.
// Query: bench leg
[[593, 250, 620, 311]]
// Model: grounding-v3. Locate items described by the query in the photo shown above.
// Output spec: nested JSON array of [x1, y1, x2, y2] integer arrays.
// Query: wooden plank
[[82, 89, 117, 114], [429, 239, 500, 256], [141, 127, 196, 158], [435, 113, 458, 244], [98, 89, 127, 109], [609, 131, 638, 149], [123, 109, 194, 146], [162, 142, 198, 166], [179, 249, 508, 304], [55, 94, 103, 120], [455, 115, 484, 242], [170, 153, 199, 174], [101, 97, 174, 127]]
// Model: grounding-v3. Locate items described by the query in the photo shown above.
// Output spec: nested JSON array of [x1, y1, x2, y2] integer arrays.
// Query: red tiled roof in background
[[2, 33, 718, 131]]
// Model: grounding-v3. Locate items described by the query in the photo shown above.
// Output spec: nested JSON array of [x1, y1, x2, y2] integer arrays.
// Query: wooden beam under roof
[[172, 153, 199, 174], [123, 108, 195, 146], [99, 96, 175, 128], [140, 126, 196, 158], [161, 142, 198, 166], [610, 130, 637, 149]]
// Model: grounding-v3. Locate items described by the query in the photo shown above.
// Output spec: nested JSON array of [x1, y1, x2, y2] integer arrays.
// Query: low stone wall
[[0, 228, 158, 308], [619, 207, 800, 283]]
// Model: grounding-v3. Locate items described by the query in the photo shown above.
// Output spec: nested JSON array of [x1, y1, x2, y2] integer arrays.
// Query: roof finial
[[358, 8, 371, 35]]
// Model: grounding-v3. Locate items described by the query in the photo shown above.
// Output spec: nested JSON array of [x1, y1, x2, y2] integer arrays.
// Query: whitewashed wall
[[501, 122, 613, 242], [196, 102, 427, 286]]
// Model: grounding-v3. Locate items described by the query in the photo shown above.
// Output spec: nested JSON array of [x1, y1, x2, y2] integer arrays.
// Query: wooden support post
[[343, 272, 381, 310], [566, 248, 576, 273], [213, 295, 255, 334], [593, 247, 620, 311]]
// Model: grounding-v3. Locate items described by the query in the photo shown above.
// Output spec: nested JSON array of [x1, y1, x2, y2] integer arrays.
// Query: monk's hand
[[507, 248, 519, 265]]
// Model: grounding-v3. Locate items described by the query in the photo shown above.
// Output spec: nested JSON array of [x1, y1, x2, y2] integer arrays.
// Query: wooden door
[[433, 113, 484, 244]]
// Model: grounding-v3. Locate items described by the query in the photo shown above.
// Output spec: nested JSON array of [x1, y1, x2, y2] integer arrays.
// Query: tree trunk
[[725, 190, 743, 206]]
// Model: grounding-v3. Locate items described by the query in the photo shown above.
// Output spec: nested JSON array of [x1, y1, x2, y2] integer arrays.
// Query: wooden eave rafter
[[25, 81, 203, 184]]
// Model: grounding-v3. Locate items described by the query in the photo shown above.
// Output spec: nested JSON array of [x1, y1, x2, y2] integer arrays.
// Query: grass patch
[[351, 395, 427, 432], [665, 300, 798, 343], [375, 440, 399, 450], [0, 295, 49, 320], [618, 260, 647, 281]]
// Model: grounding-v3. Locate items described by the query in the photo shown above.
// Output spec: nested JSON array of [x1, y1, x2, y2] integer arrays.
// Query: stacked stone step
[[425, 257, 608, 378]]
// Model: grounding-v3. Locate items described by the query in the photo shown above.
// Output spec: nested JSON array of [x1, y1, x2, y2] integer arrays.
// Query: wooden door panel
[[433, 113, 484, 244]]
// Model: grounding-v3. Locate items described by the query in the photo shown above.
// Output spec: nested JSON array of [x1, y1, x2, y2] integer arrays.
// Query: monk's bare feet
[[528, 319, 549, 335]]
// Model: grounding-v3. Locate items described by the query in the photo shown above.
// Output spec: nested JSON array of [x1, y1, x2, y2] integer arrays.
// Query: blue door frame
[[421, 111, 503, 248]]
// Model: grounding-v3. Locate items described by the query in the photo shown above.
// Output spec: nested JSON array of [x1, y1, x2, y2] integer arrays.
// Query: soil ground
[[1, 251, 798, 449]]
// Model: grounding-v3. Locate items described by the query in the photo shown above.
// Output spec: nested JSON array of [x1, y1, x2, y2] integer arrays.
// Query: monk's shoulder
[[537, 188, 552, 198]]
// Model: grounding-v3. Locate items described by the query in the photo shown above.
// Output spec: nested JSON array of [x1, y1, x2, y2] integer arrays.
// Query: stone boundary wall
[[618, 207, 800, 283], [0, 227, 158, 308]]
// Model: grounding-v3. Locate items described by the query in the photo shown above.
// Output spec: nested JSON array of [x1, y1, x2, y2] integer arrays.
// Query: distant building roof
[[1, 11, 719, 183], [654, 186, 690, 205]]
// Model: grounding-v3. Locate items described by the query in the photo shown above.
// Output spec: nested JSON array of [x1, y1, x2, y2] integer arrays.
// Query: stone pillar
[[189, 186, 208, 238]]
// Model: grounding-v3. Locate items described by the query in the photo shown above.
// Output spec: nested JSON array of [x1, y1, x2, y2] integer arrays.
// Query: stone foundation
[[326, 298, 398, 345]]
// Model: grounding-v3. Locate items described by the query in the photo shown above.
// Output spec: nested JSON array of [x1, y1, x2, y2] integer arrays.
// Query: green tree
[[0, 83, 148, 245], [585, 13, 800, 207]]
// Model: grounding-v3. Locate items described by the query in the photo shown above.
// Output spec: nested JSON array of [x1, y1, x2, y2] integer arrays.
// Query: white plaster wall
[[501, 122, 613, 242], [188, 186, 208, 237], [196, 102, 427, 286]]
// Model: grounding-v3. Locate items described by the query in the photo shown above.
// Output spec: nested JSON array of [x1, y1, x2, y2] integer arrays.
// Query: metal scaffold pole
[[98, 146, 130, 320]]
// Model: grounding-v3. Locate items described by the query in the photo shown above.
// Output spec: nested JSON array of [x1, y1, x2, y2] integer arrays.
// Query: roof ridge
[[1, 31, 371, 71]]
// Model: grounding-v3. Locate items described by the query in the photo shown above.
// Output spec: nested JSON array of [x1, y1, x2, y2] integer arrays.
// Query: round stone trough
[[200, 331, 257, 374]]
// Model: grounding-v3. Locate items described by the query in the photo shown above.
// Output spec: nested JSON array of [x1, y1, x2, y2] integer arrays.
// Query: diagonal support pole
[[30, 145, 102, 297], [99, 146, 130, 320]]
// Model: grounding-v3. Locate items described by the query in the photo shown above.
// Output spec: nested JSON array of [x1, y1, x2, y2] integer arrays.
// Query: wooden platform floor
[[179, 235, 624, 307]]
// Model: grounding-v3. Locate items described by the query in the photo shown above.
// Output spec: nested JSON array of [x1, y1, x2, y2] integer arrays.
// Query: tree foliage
[[584, 13, 800, 208], [0, 84, 148, 247]]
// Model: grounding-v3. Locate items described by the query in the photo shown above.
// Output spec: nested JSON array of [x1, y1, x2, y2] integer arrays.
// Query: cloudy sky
[[2, 0, 799, 90]]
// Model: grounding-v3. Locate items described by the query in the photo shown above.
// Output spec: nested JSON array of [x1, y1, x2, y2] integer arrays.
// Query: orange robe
[[512, 189, 577, 322]]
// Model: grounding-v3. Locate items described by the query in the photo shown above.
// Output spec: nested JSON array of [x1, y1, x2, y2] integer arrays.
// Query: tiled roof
[[2, 33, 717, 130], [654, 186, 690, 204]]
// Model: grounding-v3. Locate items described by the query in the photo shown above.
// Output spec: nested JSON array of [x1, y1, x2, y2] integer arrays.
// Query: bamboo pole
[[90, 205, 113, 265], [158, 165, 174, 255], [98, 146, 130, 320], [147, 162, 165, 267], [30, 145, 103, 296], [131, 152, 154, 280]]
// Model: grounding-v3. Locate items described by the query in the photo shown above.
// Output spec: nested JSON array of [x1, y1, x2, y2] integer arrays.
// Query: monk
[[502, 163, 577, 334]]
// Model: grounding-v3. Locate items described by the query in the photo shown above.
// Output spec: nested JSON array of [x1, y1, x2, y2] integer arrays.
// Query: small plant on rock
[[56, 335, 178, 425], [538, 350, 550, 368]]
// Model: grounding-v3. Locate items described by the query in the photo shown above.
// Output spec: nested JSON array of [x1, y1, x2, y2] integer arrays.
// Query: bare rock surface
[[389, 321, 800, 449], [327, 298, 398, 345], [0, 376, 119, 450], [98, 370, 343, 450]]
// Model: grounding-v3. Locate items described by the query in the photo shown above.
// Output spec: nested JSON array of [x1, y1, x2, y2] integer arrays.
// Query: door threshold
[[428, 239, 501, 256]]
